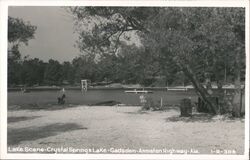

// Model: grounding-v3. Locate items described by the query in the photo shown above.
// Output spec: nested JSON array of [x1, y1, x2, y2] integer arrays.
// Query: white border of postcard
[[0, 0, 249, 160]]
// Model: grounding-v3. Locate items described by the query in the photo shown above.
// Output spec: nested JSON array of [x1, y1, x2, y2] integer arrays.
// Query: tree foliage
[[70, 7, 245, 115], [8, 16, 37, 45], [44, 59, 63, 85], [20, 57, 45, 86]]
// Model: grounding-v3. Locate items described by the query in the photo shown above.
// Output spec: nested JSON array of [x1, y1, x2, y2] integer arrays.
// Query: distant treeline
[[8, 43, 245, 87], [8, 49, 183, 87]]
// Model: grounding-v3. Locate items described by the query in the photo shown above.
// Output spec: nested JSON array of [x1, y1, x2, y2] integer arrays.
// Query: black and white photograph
[[0, 0, 249, 159]]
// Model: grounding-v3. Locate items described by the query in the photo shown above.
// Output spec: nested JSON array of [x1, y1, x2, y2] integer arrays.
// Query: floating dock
[[125, 89, 153, 94], [167, 88, 188, 91]]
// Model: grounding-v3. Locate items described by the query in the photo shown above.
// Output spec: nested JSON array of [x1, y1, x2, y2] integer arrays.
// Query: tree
[[116, 44, 162, 86], [95, 53, 118, 83], [20, 57, 45, 86], [70, 7, 245, 116], [8, 45, 22, 86], [61, 61, 75, 85], [8, 16, 37, 46], [72, 55, 98, 83], [44, 59, 62, 85], [141, 8, 244, 115], [8, 16, 37, 86]]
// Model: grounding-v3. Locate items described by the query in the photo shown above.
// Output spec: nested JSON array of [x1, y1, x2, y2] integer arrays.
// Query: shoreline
[[8, 86, 243, 92]]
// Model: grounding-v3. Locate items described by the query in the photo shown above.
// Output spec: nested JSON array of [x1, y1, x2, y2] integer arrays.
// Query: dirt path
[[7, 106, 244, 154]]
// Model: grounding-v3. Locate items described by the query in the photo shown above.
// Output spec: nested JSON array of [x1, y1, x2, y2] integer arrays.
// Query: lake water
[[8, 89, 198, 106]]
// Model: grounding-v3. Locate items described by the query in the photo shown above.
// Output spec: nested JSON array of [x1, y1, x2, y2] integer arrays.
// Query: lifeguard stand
[[81, 80, 88, 92]]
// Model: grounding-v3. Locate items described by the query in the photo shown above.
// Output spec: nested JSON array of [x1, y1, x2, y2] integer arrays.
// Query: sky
[[9, 6, 81, 62]]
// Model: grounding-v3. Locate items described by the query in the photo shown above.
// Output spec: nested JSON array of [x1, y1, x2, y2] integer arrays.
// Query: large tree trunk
[[180, 64, 218, 114]]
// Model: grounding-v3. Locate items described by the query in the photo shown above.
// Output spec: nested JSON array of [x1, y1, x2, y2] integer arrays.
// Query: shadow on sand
[[8, 123, 87, 146], [8, 103, 81, 111], [165, 113, 214, 123], [124, 107, 180, 115], [166, 112, 244, 123], [124, 111, 149, 114], [8, 116, 41, 123]]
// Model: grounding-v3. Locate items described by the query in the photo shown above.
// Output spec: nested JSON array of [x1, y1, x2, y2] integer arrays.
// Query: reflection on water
[[8, 90, 198, 106]]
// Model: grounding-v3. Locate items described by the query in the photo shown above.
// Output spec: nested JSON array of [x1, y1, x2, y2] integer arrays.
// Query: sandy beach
[[7, 106, 244, 154]]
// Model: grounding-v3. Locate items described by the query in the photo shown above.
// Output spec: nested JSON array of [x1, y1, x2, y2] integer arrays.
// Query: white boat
[[125, 89, 153, 94]]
